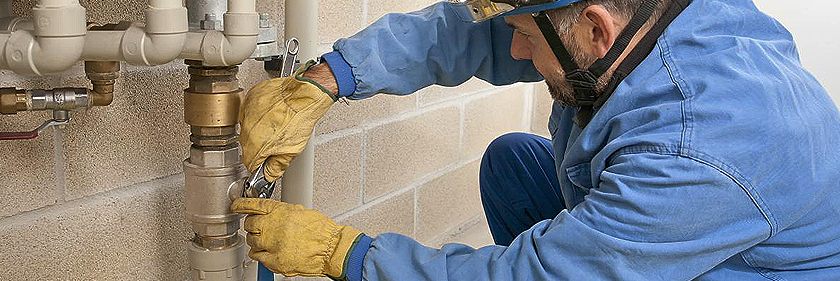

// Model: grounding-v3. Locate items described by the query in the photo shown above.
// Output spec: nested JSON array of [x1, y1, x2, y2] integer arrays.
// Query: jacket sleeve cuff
[[345, 234, 373, 281], [321, 51, 356, 98]]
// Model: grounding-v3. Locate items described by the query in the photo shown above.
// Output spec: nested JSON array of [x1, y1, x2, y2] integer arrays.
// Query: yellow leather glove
[[231, 198, 363, 278], [240, 60, 336, 182]]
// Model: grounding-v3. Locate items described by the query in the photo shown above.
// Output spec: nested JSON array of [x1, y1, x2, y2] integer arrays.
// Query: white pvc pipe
[[179, 0, 257, 66], [82, 0, 257, 67], [1, 0, 13, 19], [82, 0, 187, 65], [149, 0, 182, 9], [0, 0, 86, 76], [38, 0, 76, 7], [280, 0, 318, 208], [226, 0, 250, 13]]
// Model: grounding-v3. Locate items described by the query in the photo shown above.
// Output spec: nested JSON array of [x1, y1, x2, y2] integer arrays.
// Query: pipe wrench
[[242, 38, 300, 199]]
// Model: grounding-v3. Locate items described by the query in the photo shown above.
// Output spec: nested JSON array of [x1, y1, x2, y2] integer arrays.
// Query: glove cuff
[[326, 225, 364, 279], [342, 234, 372, 281], [296, 60, 339, 102]]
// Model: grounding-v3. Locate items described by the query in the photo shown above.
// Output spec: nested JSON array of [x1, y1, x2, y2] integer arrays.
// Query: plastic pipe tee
[[180, 0, 258, 66]]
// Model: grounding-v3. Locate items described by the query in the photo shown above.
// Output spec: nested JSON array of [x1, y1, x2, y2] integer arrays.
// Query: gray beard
[[546, 33, 614, 107]]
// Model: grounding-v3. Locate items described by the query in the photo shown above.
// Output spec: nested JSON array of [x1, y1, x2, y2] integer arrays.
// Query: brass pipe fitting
[[84, 61, 120, 107], [183, 60, 243, 130], [0, 88, 26, 115], [183, 59, 249, 280]]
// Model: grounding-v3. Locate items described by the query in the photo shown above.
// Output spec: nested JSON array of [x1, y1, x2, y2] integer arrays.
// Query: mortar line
[[53, 126, 66, 205], [413, 183, 418, 237], [361, 0, 370, 25], [417, 83, 506, 109], [313, 127, 364, 145], [0, 173, 184, 227], [316, 86, 513, 144], [360, 128, 367, 205], [334, 155, 482, 222], [428, 213, 486, 247]]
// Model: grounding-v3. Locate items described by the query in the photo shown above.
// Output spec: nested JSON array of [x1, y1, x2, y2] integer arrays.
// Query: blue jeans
[[479, 133, 565, 246]]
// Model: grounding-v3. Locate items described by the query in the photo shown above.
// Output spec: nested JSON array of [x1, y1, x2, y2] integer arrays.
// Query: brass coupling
[[0, 88, 26, 115], [85, 61, 120, 107], [183, 91, 242, 128], [183, 60, 243, 141]]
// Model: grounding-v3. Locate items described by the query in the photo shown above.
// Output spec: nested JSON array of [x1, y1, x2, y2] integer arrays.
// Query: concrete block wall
[[0, 0, 552, 280]]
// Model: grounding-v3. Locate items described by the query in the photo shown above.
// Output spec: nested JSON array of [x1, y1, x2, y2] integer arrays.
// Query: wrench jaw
[[243, 162, 278, 199]]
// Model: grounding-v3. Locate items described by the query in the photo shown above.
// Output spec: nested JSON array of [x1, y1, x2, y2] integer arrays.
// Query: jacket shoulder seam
[[657, 35, 694, 155]]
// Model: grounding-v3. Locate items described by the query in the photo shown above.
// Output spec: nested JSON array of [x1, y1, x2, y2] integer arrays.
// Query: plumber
[[233, 0, 840, 280]]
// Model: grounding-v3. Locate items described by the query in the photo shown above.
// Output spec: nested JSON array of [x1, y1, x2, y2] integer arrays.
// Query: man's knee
[[480, 133, 540, 189], [483, 132, 536, 163]]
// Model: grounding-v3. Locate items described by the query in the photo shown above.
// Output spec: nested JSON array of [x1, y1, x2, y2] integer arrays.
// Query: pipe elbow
[[134, 5, 188, 66], [193, 11, 258, 66], [3, 31, 85, 76], [35, 36, 85, 74], [219, 35, 258, 66], [195, 31, 257, 66], [90, 89, 114, 106], [140, 33, 188, 66], [0, 1, 86, 75]]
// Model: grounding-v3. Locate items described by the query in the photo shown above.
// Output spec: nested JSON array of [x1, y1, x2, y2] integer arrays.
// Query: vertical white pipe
[[37, 0, 77, 8], [1, 0, 13, 18], [227, 0, 251, 13], [284, 0, 318, 60], [281, 0, 318, 208], [148, 0, 181, 9]]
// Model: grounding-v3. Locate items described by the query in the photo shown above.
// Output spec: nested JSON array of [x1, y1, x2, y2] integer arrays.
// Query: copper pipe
[[84, 61, 119, 107]]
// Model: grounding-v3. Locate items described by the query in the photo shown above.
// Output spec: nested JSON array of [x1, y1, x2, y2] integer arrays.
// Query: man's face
[[504, 14, 608, 106]]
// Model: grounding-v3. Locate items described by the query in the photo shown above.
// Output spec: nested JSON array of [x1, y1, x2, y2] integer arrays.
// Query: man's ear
[[575, 5, 620, 58]]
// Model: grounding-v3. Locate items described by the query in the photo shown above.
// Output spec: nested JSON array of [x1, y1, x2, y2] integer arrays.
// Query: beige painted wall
[[0, 0, 545, 280]]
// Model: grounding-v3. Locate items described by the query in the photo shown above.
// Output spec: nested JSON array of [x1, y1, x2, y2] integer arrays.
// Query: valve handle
[[0, 119, 70, 141]]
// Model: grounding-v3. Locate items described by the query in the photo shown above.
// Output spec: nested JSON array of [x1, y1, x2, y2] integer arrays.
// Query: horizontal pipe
[[1, 0, 258, 75], [84, 0, 257, 67], [82, 1, 188, 66], [38, 0, 77, 8]]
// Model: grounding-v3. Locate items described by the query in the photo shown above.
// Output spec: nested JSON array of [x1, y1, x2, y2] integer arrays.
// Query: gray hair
[[547, 0, 668, 31]]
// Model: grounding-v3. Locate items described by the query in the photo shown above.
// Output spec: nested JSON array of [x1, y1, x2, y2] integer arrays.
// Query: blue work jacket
[[324, 0, 840, 280]]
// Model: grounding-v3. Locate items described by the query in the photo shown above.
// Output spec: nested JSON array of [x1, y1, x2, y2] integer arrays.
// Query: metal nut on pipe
[[187, 234, 247, 281], [0, 88, 26, 114]]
